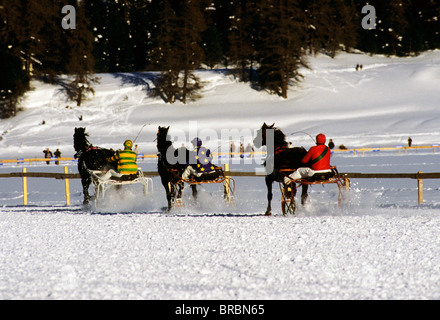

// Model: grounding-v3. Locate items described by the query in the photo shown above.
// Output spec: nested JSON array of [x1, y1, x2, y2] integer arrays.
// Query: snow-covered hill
[[1, 50, 440, 159]]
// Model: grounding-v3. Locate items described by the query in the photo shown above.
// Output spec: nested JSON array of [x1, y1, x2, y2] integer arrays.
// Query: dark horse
[[253, 123, 309, 216], [156, 126, 197, 211], [73, 127, 116, 205]]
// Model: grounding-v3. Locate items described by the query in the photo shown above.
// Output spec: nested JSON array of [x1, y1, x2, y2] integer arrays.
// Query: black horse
[[156, 126, 197, 211], [253, 123, 309, 216], [73, 127, 116, 205]]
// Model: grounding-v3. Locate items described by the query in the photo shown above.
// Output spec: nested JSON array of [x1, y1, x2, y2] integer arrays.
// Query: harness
[[275, 146, 287, 155], [309, 146, 329, 166]]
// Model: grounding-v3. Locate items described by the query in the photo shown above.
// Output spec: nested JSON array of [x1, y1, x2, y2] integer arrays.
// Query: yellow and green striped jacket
[[108, 149, 138, 175]]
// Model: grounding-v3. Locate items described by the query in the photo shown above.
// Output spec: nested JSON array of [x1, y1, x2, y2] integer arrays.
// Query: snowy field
[[1, 51, 440, 300]]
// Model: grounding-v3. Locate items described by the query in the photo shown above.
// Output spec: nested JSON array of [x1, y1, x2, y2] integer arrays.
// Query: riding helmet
[[191, 137, 203, 147], [316, 133, 326, 145], [124, 139, 133, 149]]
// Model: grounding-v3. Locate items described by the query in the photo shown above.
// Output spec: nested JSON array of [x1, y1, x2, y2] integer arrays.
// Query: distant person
[[134, 144, 140, 154], [54, 149, 61, 165], [230, 141, 236, 158], [339, 144, 347, 150], [328, 139, 335, 150], [240, 142, 244, 158], [408, 137, 412, 147], [43, 148, 53, 165], [245, 143, 254, 157]]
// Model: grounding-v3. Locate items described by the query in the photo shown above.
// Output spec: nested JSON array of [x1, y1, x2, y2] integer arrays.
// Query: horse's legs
[[160, 175, 172, 211], [167, 182, 174, 211], [301, 184, 309, 205], [265, 176, 273, 216], [191, 184, 197, 200], [78, 160, 92, 205], [176, 182, 184, 201], [81, 176, 91, 205]]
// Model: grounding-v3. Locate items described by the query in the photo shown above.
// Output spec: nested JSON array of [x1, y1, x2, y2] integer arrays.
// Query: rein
[[275, 146, 287, 155]]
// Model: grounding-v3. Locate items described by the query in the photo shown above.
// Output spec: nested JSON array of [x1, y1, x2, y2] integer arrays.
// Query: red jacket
[[302, 144, 331, 171]]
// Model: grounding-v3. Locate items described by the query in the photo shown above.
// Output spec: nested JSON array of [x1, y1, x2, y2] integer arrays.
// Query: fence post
[[22, 168, 28, 205], [64, 166, 71, 206], [224, 163, 232, 201], [417, 171, 423, 204]]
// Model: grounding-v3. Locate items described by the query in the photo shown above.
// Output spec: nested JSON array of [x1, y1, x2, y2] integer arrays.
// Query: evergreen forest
[[1, 0, 439, 117]]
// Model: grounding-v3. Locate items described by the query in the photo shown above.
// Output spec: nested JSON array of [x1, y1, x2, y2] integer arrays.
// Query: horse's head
[[254, 122, 289, 150], [156, 126, 172, 154], [73, 127, 91, 152], [253, 123, 273, 148]]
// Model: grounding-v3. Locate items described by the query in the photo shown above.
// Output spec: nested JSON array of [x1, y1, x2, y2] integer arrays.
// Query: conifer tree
[[404, 0, 440, 54], [382, 0, 409, 56], [257, 0, 307, 98], [0, 0, 48, 76], [36, 1, 69, 83], [301, 0, 357, 57], [328, 0, 358, 56], [150, 0, 206, 104], [228, 0, 259, 81], [0, 46, 29, 118], [63, 2, 100, 106], [301, 0, 333, 55], [202, 24, 223, 69]]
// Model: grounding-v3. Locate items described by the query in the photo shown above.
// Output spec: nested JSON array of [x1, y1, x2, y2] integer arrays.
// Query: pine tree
[[63, 2, 100, 106], [150, 0, 206, 104], [328, 0, 358, 56], [356, 0, 409, 56], [383, 0, 410, 56], [202, 24, 223, 69], [0, 46, 29, 118], [301, 0, 333, 55], [128, 0, 154, 71], [0, 0, 49, 76], [228, 0, 259, 81], [106, 0, 135, 71], [36, 0, 69, 83], [405, 0, 440, 54], [257, 0, 307, 98], [300, 0, 357, 57]]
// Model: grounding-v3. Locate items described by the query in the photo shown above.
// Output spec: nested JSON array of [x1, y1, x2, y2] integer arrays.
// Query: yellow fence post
[[224, 163, 232, 201], [22, 168, 28, 205], [64, 166, 71, 206], [417, 171, 423, 205]]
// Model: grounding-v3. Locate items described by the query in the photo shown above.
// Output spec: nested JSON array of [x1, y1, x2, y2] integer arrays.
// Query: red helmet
[[316, 133, 326, 145]]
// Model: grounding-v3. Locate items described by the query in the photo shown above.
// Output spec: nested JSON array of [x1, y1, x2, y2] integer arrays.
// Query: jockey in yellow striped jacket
[[108, 140, 138, 175]]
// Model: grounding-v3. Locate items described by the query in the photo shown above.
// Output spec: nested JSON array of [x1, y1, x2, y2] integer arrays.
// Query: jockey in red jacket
[[284, 133, 332, 183]]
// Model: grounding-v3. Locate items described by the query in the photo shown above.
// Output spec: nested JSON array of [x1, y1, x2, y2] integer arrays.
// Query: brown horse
[[73, 127, 116, 205], [253, 123, 309, 215], [156, 126, 197, 211]]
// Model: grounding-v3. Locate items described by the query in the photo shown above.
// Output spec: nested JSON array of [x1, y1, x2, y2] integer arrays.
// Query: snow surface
[[1, 51, 440, 300]]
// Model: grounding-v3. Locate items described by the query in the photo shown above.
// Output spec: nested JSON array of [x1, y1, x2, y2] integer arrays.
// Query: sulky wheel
[[281, 181, 297, 216]]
